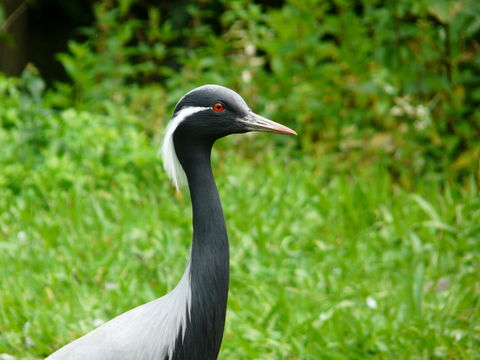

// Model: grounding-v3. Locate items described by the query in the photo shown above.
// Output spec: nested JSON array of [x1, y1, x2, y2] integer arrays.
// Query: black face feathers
[[173, 85, 253, 145], [162, 85, 254, 191], [164, 84, 296, 190]]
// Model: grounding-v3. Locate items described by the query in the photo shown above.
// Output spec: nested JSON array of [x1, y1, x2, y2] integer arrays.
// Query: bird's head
[[162, 84, 296, 190]]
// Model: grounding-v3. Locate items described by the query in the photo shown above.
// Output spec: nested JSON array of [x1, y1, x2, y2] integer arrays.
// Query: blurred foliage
[[0, 67, 159, 202], [1, 0, 479, 186], [39, 0, 480, 185]]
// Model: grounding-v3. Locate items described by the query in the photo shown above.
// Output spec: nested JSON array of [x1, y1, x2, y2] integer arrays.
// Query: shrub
[[4, 0, 480, 182], [0, 67, 161, 202]]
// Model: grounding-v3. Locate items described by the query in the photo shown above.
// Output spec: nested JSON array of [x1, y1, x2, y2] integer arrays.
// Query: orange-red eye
[[212, 102, 225, 112]]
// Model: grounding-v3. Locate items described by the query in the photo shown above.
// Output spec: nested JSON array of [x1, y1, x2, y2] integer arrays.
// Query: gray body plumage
[[47, 264, 192, 360]]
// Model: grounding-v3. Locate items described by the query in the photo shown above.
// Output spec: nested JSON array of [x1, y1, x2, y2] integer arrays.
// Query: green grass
[[0, 144, 479, 359]]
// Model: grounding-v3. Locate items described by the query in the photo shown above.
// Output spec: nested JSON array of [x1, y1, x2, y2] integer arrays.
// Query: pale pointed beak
[[240, 112, 297, 136]]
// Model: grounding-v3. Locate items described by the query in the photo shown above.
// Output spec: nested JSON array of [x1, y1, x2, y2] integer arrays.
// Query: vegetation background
[[0, 0, 479, 359]]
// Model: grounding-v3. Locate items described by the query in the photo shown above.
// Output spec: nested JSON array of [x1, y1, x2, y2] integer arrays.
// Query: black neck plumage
[[171, 139, 229, 360]]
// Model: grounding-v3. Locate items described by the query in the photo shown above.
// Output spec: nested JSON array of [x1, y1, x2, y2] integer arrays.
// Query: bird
[[45, 84, 296, 360]]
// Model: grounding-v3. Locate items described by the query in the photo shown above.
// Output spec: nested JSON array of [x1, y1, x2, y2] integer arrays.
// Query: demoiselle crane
[[46, 84, 296, 360]]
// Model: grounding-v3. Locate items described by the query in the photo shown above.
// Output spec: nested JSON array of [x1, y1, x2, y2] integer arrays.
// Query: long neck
[[173, 142, 229, 360]]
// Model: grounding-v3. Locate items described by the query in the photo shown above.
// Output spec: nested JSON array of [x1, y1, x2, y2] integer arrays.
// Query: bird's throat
[[172, 143, 229, 360]]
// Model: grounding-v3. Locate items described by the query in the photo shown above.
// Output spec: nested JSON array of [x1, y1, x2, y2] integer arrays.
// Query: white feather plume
[[161, 106, 209, 191]]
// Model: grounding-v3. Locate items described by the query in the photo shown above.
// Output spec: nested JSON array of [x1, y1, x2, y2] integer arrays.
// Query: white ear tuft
[[161, 106, 209, 191]]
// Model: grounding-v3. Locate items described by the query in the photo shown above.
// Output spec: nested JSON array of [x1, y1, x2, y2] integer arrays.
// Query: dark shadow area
[[0, 0, 95, 82]]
